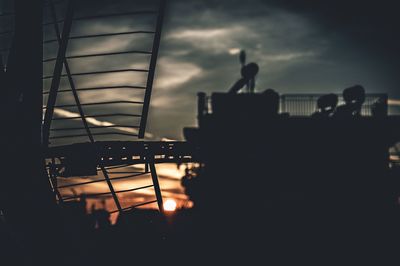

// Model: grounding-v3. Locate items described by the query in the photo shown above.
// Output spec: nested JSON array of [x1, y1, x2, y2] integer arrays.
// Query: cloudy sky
[[1, 0, 400, 214], [150, 0, 400, 139], [0, 0, 398, 139]]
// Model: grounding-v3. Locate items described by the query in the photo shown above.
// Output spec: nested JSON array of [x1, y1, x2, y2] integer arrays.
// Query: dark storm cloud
[[267, 0, 400, 93]]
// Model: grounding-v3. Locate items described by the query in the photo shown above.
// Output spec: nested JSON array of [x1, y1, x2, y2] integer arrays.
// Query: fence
[[201, 93, 388, 117]]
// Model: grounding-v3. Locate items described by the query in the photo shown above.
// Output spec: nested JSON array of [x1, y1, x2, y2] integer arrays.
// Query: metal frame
[[44, 0, 122, 212], [43, 0, 168, 214]]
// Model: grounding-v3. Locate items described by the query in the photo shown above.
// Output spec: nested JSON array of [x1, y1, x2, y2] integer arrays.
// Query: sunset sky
[[1, 0, 400, 214]]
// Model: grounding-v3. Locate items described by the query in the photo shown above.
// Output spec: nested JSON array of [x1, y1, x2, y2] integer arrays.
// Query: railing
[[198, 92, 388, 117], [46, 141, 197, 168], [280, 93, 387, 116], [45, 140, 195, 213]]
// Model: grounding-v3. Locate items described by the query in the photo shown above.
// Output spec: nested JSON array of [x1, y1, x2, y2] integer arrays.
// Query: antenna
[[239, 50, 246, 66], [228, 50, 259, 94]]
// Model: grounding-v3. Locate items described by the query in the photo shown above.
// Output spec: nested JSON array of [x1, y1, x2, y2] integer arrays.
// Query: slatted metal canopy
[[40, 0, 168, 214], [42, 0, 164, 145]]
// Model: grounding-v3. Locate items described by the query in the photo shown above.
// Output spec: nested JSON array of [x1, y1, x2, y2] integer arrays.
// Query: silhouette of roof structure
[[40, 0, 167, 214]]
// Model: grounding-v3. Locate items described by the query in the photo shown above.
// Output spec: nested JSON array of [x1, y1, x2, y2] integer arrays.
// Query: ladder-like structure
[[42, 0, 167, 214]]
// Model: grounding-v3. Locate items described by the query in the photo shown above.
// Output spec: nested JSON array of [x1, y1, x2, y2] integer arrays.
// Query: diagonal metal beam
[[47, 0, 122, 213], [149, 162, 164, 213], [139, 0, 166, 138], [42, 0, 74, 146]]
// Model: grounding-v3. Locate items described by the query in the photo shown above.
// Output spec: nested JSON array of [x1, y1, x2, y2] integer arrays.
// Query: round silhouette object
[[343, 85, 365, 105], [241, 63, 259, 80], [317, 94, 338, 112]]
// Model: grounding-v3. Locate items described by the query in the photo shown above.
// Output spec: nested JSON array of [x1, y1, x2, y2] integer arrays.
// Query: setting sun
[[163, 199, 177, 212]]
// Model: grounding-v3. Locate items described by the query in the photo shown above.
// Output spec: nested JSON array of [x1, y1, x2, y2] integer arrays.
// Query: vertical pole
[[3, 0, 67, 264], [382, 94, 388, 116], [139, 0, 166, 138], [197, 92, 206, 126]]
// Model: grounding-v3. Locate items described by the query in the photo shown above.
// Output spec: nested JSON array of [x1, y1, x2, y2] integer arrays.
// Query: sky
[[1, 0, 400, 215], [2, 0, 400, 140], [150, 0, 400, 139]]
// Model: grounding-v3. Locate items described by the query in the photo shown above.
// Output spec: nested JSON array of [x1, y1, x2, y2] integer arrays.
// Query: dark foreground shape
[[181, 92, 400, 264]]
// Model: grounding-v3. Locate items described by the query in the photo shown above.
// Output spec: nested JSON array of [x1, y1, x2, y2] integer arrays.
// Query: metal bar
[[45, 0, 66, 207], [130, 200, 158, 208], [62, 184, 154, 200], [139, 0, 166, 138], [109, 200, 158, 214], [48, 159, 64, 203], [149, 162, 164, 213], [43, 10, 157, 26], [74, 10, 157, 21], [43, 85, 146, 94], [42, 0, 74, 147], [104, 173, 146, 179], [70, 30, 155, 39], [43, 50, 152, 62], [57, 173, 147, 189], [42, 68, 148, 79], [48, 100, 144, 108], [50, 125, 140, 131], [49, 132, 139, 139], [104, 164, 138, 170], [44, 30, 155, 43], [51, 113, 142, 120], [108, 171, 146, 174]]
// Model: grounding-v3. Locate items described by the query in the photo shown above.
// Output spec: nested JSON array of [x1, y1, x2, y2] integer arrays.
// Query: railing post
[[382, 94, 389, 116], [197, 92, 206, 126], [281, 95, 286, 114]]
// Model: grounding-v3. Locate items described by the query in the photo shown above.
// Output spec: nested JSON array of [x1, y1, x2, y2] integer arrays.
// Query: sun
[[163, 199, 177, 212]]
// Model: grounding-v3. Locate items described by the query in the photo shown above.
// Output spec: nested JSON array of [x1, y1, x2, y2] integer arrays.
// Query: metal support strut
[[45, 0, 122, 213]]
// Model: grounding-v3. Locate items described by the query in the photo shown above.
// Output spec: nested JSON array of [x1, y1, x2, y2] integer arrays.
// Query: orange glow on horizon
[[163, 199, 177, 212]]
